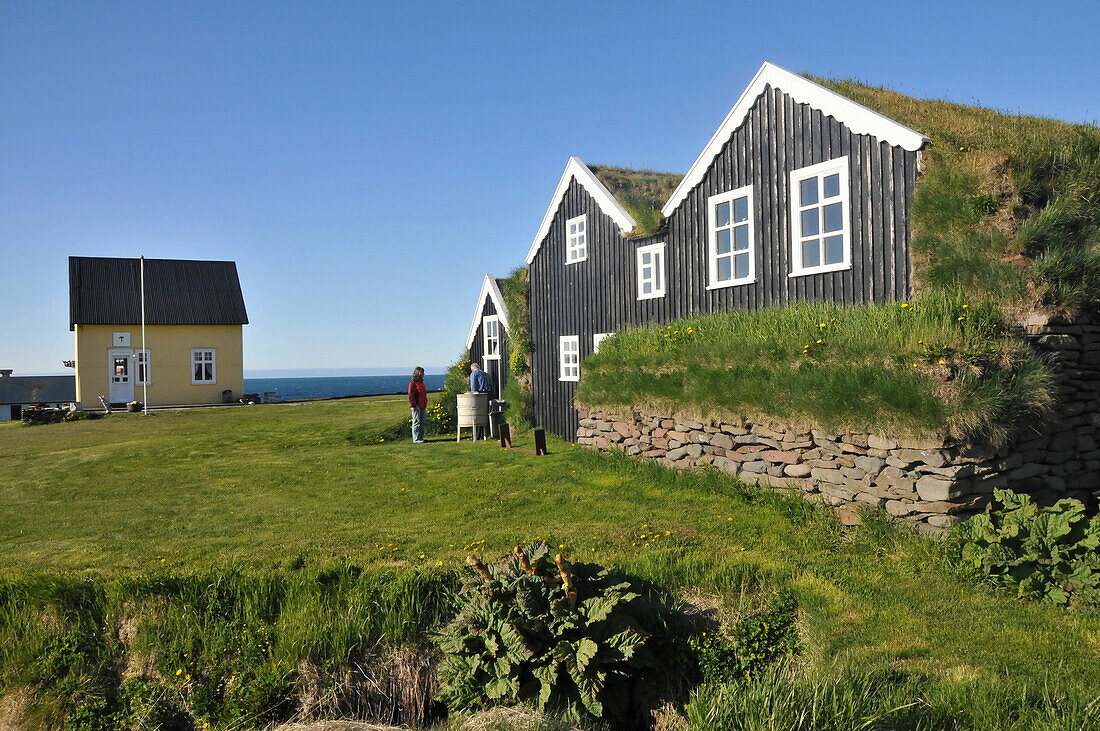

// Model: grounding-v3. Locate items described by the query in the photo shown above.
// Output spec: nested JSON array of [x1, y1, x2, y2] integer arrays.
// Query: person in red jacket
[[408, 366, 428, 443]]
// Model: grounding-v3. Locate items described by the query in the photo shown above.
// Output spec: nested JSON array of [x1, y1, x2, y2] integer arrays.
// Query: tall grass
[[0, 566, 456, 729], [686, 662, 1100, 731], [577, 291, 1054, 445]]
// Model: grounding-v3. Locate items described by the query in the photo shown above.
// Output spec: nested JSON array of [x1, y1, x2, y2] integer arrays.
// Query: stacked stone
[[575, 307, 1100, 533]]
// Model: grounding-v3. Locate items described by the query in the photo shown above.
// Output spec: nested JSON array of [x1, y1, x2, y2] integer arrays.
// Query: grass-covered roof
[[589, 164, 683, 237]]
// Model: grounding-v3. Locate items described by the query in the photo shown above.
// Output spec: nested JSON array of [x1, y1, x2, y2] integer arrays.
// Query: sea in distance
[[244, 374, 445, 402]]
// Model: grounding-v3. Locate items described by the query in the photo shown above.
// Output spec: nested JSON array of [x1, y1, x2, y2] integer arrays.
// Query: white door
[[109, 351, 134, 404]]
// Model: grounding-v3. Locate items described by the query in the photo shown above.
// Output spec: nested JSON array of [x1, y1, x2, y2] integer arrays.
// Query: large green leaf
[[575, 638, 599, 672]]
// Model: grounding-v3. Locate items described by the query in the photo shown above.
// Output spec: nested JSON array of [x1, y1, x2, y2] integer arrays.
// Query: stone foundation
[[576, 311, 1100, 532]]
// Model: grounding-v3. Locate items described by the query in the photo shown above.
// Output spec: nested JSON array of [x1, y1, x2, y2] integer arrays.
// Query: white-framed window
[[483, 315, 500, 360], [191, 349, 216, 384], [593, 332, 612, 353], [707, 184, 756, 288], [789, 156, 851, 276], [559, 335, 580, 382], [135, 349, 151, 386], [636, 242, 666, 300], [565, 214, 588, 264]]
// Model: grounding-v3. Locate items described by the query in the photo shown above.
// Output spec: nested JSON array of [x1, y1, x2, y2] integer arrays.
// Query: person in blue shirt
[[469, 362, 493, 394]]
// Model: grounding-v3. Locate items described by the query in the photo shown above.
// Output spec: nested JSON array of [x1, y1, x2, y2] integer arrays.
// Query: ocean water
[[244, 374, 445, 402]]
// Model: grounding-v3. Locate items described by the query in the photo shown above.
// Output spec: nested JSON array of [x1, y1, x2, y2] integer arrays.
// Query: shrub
[[953, 488, 1100, 605], [688, 590, 798, 685], [435, 542, 667, 723]]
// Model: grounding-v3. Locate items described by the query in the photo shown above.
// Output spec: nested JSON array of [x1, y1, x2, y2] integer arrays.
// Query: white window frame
[[789, 156, 851, 277], [593, 332, 612, 353], [558, 335, 580, 382], [565, 214, 588, 265], [707, 184, 756, 289], [191, 348, 217, 385], [135, 349, 151, 386], [636, 242, 666, 300], [482, 315, 501, 360]]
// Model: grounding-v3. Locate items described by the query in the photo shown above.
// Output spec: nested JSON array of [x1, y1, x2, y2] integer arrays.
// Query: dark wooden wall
[[467, 295, 507, 400], [528, 84, 919, 440]]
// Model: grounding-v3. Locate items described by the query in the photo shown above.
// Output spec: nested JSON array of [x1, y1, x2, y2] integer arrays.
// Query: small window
[[636, 242, 666, 300], [707, 185, 755, 288], [790, 156, 850, 276], [191, 349, 216, 384], [559, 335, 580, 382], [135, 349, 151, 386], [483, 315, 500, 360], [565, 214, 588, 264], [593, 332, 612, 353]]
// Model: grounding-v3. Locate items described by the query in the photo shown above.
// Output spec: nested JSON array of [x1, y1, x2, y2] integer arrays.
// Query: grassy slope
[[1, 398, 1098, 697]]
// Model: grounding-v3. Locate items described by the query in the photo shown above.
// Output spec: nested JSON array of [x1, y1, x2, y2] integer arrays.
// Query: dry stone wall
[[576, 311, 1100, 532]]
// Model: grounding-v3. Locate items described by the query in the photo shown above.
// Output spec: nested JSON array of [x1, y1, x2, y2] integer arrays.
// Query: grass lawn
[[2, 396, 1099, 728]]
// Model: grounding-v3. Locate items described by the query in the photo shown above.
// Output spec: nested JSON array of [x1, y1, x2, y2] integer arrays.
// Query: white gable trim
[[662, 62, 928, 217], [466, 274, 510, 350], [525, 157, 637, 265]]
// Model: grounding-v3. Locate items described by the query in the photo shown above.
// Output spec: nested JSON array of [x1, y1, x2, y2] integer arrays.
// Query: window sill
[[564, 257, 588, 266], [706, 277, 756, 291], [637, 291, 666, 301], [559, 377, 580, 383], [788, 263, 852, 278]]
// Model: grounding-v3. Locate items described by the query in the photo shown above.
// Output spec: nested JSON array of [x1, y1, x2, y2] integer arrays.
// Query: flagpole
[[141, 255, 148, 416]]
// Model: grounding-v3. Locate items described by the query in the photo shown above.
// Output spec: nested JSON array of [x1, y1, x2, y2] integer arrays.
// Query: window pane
[[205, 364, 213, 380], [716, 229, 731, 254], [715, 201, 730, 227], [653, 255, 662, 290], [569, 224, 577, 234], [642, 252, 651, 265], [577, 220, 584, 232], [733, 196, 748, 222], [801, 208, 819, 236], [643, 282, 652, 294], [717, 257, 732, 281], [195, 364, 203, 380], [824, 202, 843, 233], [642, 265, 652, 279], [800, 177, 818, 206], [824, 173, 840, 198], [734, 253, 749, 280], [733, 225, 749, 251], [577, 234, 585, 245], [825, 235, 845, 264], [802, 239, 821, 268]]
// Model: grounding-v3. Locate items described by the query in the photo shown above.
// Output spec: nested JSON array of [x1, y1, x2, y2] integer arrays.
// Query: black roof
[[69, 257, 248, 329], [0, 375, 75, 404]]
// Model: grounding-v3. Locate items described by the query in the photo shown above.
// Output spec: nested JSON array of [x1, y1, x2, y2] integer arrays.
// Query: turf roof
[[588, 164, 683, 237]]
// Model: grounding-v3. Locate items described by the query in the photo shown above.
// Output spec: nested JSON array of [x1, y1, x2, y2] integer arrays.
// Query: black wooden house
[[472, 62, 928, 440], [465, 274, 509, 400]]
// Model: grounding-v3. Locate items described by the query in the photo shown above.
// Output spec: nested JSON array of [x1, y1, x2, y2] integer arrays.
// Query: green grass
[[1, 399, 1098, 728], [577, 291, 1055, 445]]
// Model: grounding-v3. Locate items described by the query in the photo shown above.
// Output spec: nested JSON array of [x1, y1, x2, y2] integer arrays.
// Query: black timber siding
[[468, 295, 507, 400], [70, 257, 248, 328], [528, 85, 918, 441]]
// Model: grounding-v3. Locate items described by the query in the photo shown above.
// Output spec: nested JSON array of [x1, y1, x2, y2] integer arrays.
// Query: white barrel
[[457, 392, 489, 427]]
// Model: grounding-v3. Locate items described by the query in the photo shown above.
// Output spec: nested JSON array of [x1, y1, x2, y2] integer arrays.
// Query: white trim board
[[662, 62, 928, 217], [525, 157, 637, 265], [465, 274, 511, 350]]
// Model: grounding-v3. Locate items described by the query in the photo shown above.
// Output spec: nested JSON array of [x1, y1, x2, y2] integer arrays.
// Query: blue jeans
[[411, 406, 426, 442]]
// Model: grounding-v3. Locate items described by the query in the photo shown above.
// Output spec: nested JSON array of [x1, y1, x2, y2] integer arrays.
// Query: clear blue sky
[[3, 1, 1098, 375]]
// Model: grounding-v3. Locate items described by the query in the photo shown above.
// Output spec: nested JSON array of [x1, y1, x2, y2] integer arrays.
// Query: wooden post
[[534, 429, 547, 456], [499, 423, 512, 449]]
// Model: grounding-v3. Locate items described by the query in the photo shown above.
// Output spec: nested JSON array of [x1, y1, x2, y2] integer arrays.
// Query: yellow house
[[69, 256, 249, 407]]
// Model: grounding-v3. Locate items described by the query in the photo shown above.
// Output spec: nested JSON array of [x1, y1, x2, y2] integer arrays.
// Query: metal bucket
[[457, 392, 489, 427]]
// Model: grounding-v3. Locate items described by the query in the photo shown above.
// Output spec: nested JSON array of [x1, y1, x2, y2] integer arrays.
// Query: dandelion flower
[[176, 669, 183, 676], [816, 339, 823, 344], [901, 303, 910, 309], [939, 360, 946, 365]]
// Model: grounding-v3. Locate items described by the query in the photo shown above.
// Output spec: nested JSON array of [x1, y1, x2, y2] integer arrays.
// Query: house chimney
[[0, 370, 12, 379]]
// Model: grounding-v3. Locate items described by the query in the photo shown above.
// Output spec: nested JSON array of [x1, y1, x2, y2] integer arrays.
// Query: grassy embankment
[[580, 82, 1100, 444], [1, 398, 1099, 728]]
